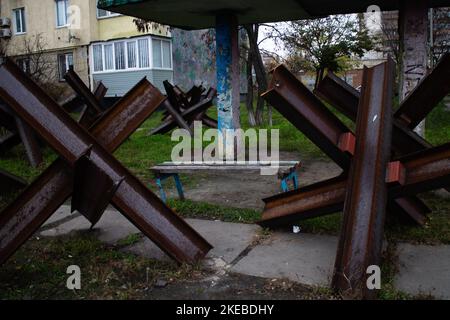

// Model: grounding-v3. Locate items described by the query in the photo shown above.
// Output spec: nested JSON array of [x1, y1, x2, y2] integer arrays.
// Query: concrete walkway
[[40, 205, 450, 299]]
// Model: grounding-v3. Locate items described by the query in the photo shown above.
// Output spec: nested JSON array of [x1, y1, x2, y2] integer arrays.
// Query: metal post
[[399, 0, 429, 137], [216, 13, 241, 157]]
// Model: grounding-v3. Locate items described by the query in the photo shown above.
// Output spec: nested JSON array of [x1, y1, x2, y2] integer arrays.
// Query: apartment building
[[0, 0, 173, 100]]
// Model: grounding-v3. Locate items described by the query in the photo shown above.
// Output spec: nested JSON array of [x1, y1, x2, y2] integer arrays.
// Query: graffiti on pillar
[[403, 63, 426, 97], [171, 28, 247, 95]]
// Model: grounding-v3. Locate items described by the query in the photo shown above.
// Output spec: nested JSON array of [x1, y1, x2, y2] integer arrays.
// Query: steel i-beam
[[332, 60, 395, 299], [150, 88, 217, 136], [0, 60, 212, 265], [0, 102, 43, 167], [261, 64, 428, 226]]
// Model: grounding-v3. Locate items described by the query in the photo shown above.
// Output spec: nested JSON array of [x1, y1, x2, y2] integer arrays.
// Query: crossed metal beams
[[260, 57, 450, 298], [261, 63, 430, 227], [149, 81, 217, 136], [0, 60, 212, 265]]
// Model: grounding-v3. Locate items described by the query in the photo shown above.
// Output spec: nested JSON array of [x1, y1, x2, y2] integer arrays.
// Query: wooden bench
[[150, 161, 302, 203]]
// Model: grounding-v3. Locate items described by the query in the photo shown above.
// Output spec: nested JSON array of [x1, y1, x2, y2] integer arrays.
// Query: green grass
[[168, 199, 260, 223], [426, 102, 450, 146], [0, 232, 198, 300]]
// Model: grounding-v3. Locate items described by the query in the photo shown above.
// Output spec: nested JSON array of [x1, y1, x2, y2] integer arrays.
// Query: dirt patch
[[164, 152, 342, 210], [144, 273, 336, 300]]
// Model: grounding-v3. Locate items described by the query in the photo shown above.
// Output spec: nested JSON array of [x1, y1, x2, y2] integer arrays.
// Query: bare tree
[[268, 15, 374, 88], [244, 24, 271, 126]]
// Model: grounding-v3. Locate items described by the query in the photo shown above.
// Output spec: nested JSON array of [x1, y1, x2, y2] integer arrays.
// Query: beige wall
[[0, 0, 170, 95], [1, 0, 170, 53]]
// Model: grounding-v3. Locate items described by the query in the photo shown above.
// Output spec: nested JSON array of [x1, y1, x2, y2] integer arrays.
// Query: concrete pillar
[[399, 0, 429, 136], [215, 14, 241, 134]]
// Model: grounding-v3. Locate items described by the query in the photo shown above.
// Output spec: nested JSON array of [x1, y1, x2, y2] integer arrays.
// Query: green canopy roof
[[98, 0, 450, 30]]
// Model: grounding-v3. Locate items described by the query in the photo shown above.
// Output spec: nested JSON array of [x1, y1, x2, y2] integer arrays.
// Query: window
[[127, 41, 137, 68], [92, 44, 103, 72], [13, 8, 26, 34], [104, 44, 114, 70], [138, 39, 150, 68], [152, 39, 172, 69], [91, 37, 172, 73], [58, 52, 73, 81], [97, 1, 120, 18], [114, 42, 126, 70], [17, 58, 31, 74], [56, 0, 69, 27]]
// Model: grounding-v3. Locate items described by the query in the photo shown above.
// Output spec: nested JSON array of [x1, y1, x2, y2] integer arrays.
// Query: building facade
[[0, 0, 173, 100]]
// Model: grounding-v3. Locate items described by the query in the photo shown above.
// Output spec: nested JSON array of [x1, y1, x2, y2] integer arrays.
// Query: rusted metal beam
[[64, 67, 103, 118], [314, 71, 360, 121], [315, 71, 433, 156], [150, 88, 217, 136], [259, 176, 347, 228], [263, 65, 428, 226], [1, 102, 43, 167], [14, 116, 43, 168], [263, 65, 354, 169], [160, 99, 194, 135], [259, 141, 449, 228], [1, 77, 158, 264], [78, 82, 109, 128], [332, 60, 395, 299], [0, 61, 212, 265], [388, 143, 450, 198], [396, 53, 450, 129], [0, 168, 27, 193], [315, 70, 448, 196]]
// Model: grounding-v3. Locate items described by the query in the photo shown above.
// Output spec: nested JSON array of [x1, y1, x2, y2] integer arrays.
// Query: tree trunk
[[245, 24, 269, 126], [314, 68, 325, 89], [246, 53, 257, 127]]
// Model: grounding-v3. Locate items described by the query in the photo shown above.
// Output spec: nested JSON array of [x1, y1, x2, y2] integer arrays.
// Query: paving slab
[[231, 232, 338, 287], [394, 243, 450, 299], [125, 219, 261, 264], [41, 209, 140, 245], [42, 205, 78, 226]]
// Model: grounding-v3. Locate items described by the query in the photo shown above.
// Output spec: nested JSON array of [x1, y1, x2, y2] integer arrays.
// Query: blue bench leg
[[173, 174, 185, 200], [156, 177, 167, 203], [280, 171, 300, 192], [292, 172, 299, 190]]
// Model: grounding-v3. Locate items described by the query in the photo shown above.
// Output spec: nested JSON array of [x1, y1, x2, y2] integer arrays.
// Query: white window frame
[[12, 7, 26, 35], [55, 0, 69, 28], [91, 36, 174, 74], [152, 38, 173, 71], [96, 0, 120, 19]]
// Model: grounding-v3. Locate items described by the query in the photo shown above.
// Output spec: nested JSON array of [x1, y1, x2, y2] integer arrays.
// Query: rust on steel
[[150, 88, 217, 135], [64, 67, 103, 116], [0, 61, 212, 265], [0, 76, 164, 264], [263, 64, 353, 169], [332, 60, 395, 299], [259, 176, 347, 228], [0, 102, 43, 168], [315, 71, 433, 156], [261, 65, 428, 227]]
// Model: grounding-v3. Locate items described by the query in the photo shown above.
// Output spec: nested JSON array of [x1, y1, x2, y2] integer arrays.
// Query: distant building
[[0, 0, 173, 101]]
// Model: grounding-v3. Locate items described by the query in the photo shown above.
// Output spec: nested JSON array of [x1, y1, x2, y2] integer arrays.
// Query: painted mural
[[171, 28, 248, 94]]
